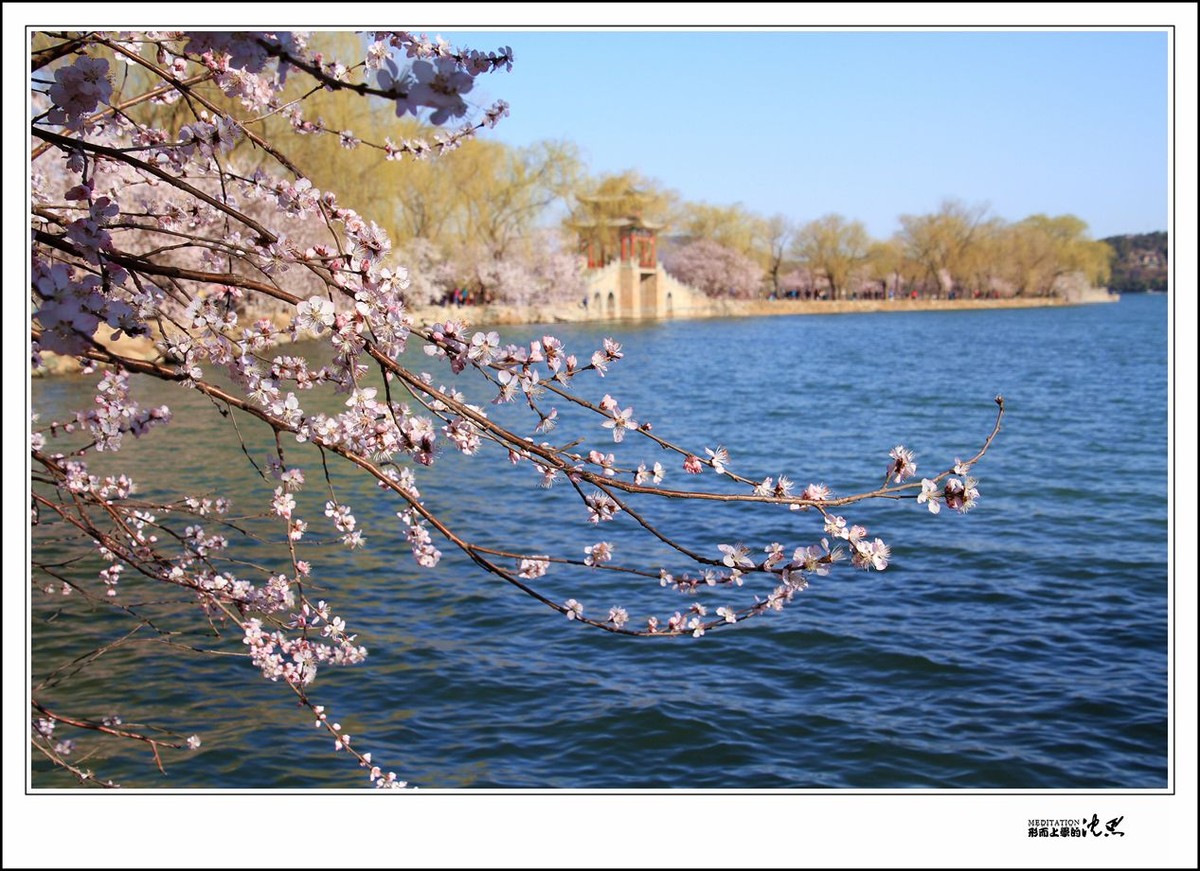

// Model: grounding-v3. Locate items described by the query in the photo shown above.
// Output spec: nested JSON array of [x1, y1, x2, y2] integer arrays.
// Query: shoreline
[[34, 291, 1119, 376], [406, 290, 1119, 327]]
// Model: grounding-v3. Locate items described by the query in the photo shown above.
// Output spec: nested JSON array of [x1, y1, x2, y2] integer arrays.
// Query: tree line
[[115, 33, 1130, 305]]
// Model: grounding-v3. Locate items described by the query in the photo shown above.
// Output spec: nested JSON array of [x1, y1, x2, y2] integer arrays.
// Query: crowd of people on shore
[[767, 287, 1004, 302], [439, 287, 497, 306]]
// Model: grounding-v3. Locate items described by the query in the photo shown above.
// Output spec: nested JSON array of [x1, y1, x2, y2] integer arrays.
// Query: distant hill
[[1101, 232, 1168, 293]]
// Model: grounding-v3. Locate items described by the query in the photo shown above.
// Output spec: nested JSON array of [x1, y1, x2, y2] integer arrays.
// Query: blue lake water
[[29, 294, 1170, 789]]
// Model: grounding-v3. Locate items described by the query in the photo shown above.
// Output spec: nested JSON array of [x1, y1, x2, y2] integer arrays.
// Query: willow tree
[[1000, 214, 1113, 297], [791, 213, 872, 300], [898, 199, 991, 297], [677, 202, 764, 256], [956, 218, 1007, 298], [758, 213, 795, 298], [452, 139, 582, 258], [865, 238, 912, 297]]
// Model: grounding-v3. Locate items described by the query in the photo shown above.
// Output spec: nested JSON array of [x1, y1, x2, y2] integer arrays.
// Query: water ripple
[[29, 295, 1169, 789]]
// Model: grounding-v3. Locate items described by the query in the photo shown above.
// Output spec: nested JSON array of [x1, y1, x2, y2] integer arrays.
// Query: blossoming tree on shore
[[28, 30, 1002, 788], [661, 237, 766, 298]]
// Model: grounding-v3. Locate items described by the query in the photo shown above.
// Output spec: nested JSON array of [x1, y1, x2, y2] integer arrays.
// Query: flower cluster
[[46, 54, 112, 131], [243, 602, 367, 687], [79, 370, 171, 452], [33, 257, 144, 356], [918, 473, 981, 515]]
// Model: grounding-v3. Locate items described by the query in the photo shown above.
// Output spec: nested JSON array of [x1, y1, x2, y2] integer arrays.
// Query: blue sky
[[434, 29, 1168, 241]]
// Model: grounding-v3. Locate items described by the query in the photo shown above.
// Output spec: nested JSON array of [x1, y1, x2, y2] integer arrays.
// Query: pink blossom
[[365, 40, 392, 70], [943, 476, 980, 513], [823, 514, 849, 539], [791, 544, 831, 577], [918, 478, 942, 514], [518, 557, 550, 579], [271, 487, 295, 518], [800, 482, 829, 502], [602, 403, 637, 443], [590, 338, 623, 376], [763, 542, 786, 567], [279, 468, 306, 491], [542, 336, 564, 371], [295, 296, 335, 335], [584, 542, 612, 567], [584, 491, 620, 523], [468, 330, 501, 364], [852, 537, 891, 571], [185, 32, 271, 74], [47, 55, 113, 130], [705, 446, 730, 475], [718, 543, 755, 570], [409, 57, 474, 124], [635, 462, 665, 486], [483, 99, 510, 128], [348, 221, 391, 263], [887, 445, 917, 483], [587, 450, 617, 477]]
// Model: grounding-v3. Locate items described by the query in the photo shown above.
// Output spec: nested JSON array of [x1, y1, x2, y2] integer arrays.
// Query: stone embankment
[[408, 287, 1117, 327], [34, 290, 1117, 376]]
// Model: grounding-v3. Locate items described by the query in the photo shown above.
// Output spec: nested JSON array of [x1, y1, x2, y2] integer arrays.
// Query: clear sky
[[434, 28, 1169, 241]]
